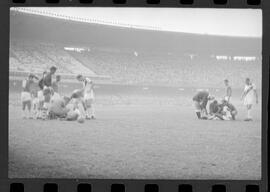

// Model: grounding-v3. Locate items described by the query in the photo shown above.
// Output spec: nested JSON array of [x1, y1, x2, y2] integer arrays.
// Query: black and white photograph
[[9, 7, 262, 179]]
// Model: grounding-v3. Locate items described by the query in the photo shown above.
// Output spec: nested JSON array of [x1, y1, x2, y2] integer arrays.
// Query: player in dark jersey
[[208, 100, 225, 120], [192, 90, 214, 119], [209, 100, 220, 115], [43, 66, 57, 87]]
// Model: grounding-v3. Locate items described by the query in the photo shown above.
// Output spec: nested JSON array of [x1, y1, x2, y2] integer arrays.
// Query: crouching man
[[192, 90, 214, 119], [220, 99, 238, 120], [208, 100, 224, 120]]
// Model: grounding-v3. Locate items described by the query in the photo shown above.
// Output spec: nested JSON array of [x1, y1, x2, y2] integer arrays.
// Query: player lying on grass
[[192, 90, 214, 119], [47, 88, 87, 120], [21, 73, 39, 119], [48, 94, 85, 121], [208, 99, 237, 120], [76, 74, 95, 119]]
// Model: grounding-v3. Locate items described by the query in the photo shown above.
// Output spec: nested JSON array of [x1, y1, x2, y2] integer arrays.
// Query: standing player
[[37, 71, 47, 119], [43, 66, 57, 109], [241, 78, 259, 121], [21, 74, 38, 119], [51, 75, 61, 101], [76, 74, 95, 119], [192, 90, 214, 119], [43, 66, 57, 88], [224, 79, 232, 102]]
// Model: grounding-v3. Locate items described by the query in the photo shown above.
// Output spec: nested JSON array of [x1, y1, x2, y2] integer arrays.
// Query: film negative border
[[0, 180, 265, 192], [1, 0, 263, 7], [0, 0, 268, 192]]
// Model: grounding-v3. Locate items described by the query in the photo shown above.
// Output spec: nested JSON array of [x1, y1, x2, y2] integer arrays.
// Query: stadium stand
[[9, 9, 261, 88], [10, 40, 96, 76], [70, 49, 261, 87]]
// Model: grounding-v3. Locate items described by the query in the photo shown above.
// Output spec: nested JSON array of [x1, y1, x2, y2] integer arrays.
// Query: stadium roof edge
[[10, 8, 261, 39]]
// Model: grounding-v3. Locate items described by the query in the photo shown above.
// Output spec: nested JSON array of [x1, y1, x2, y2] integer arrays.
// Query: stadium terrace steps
[[9, 41, 97, 76], [9, 40, 261, 88]]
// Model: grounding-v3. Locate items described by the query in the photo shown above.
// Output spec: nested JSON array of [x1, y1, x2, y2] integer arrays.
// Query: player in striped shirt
[[76, 75, 95, 119], [241, 78, 258, 121]]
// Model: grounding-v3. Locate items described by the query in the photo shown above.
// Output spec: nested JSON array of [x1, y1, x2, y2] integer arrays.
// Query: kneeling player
[[208, 100, 224, 120], [220, 99, 237, 120]]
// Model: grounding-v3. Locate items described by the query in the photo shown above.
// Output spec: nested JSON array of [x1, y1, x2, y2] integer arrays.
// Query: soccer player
[[220, 99, 238, 120], [21, 74, 38, 119], [36, 71, 47, 119], [31, 91, 39, 119], [51, 75, 61, 101], [43, 66, 57, 87], [209, 100, 221, 115], [76, 74, 95, 119], [208, 100, 225, 120], [48, 96, 71, 119], [192, 90, 214, 119], [224, 79, 232, 102], [241, 78, 258, 121], [40, 66, 57, 117]]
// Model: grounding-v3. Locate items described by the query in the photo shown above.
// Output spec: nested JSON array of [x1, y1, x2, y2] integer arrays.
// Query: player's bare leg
[[22, 101, 27, 119], [85, 99, 95, 119], [194, 101, 201, 119], [244, 104, 253, 121], [26, 101, 33, 119]]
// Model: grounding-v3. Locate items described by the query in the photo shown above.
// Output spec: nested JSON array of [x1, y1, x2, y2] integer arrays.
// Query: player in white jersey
[[21, 74, 38, 119], [76, 75, 95, 119], [241, 78, 258, 121]]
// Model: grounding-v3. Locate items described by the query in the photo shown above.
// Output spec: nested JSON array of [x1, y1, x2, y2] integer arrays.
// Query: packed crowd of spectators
[[10, 40, 95, 76], [71, 49, 261, 88], [10, 40, 261, 88]]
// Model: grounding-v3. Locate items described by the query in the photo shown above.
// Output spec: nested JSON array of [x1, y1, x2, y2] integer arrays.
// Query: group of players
[[193, 78, 259, 121], [21, 66, 95, 122], [21, 67, 258, 122]]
